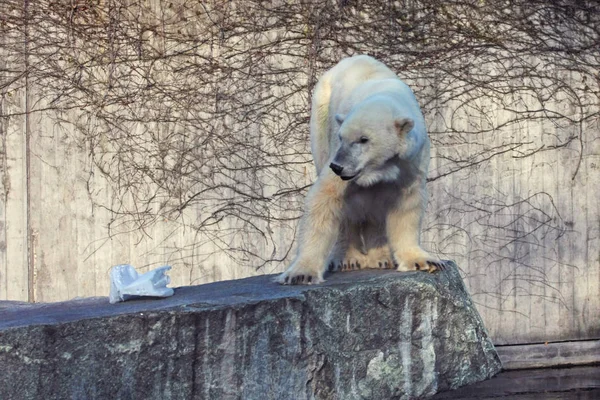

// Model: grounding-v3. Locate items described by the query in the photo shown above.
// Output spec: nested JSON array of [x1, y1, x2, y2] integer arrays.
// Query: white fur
[[276, 55, 439, 285]]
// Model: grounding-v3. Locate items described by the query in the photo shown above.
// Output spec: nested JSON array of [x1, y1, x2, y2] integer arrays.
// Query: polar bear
[[276, 55, 443, 285]]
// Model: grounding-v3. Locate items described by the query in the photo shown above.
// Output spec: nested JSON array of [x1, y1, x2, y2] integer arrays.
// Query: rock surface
[[0, 262, 501, 400]]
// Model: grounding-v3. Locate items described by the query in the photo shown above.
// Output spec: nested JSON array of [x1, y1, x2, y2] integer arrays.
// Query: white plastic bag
[[109, 264, 174, 304]]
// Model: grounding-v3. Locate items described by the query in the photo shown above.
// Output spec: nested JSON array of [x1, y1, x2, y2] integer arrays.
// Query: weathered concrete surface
[[0, 262, 501, 400]]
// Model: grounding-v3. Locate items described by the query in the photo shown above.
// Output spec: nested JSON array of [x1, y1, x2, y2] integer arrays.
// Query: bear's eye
[[359, 136, 369, 144]]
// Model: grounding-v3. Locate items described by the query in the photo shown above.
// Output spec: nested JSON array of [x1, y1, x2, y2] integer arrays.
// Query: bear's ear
[[335, 114, 345, 125], [395, 118, 414, 136]]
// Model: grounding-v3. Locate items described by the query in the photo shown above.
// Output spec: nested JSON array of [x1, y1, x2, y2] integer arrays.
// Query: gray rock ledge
[[0, 262, 501, 400]]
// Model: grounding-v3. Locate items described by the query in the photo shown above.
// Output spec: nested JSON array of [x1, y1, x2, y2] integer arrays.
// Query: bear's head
[[329, 98, 419, 187]]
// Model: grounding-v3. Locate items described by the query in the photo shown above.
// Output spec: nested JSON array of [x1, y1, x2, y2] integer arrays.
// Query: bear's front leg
[[386, 185, 445, 273], [276, 169, 347, 285]]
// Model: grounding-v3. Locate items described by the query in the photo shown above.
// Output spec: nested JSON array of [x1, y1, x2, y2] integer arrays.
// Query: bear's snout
[[330, 162, 344, 175]]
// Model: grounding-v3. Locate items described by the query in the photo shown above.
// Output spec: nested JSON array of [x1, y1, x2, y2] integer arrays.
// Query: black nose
[[329, 163, 343, 175]]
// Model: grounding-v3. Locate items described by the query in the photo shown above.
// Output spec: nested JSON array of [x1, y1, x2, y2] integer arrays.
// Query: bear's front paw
[[275, 260, 324, 285], [395, 249, 446, 273]]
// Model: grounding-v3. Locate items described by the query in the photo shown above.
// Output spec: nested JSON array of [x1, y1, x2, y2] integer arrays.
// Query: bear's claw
[[396, 250, 445, 273], [427, 260, 447, 271], [276, 266, 322, 285], [413, 259, 445, 273]]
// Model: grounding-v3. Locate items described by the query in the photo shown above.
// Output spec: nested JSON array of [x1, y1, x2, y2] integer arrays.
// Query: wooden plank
[[2, 88, 29, 302], [0, 53, 8, 300], [0, 25, 30, 302], [0, 114, 7, 300], [425, 70, 600, 344], [496, 340, 600, 370], [432, 365, 600, 399]]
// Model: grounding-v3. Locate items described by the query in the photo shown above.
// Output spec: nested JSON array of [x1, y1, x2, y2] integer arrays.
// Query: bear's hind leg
[[336, 245, 369, 271], [366, 245, 395, 270], [338, 223, 395, 270], [335, 245, 396, 271]]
